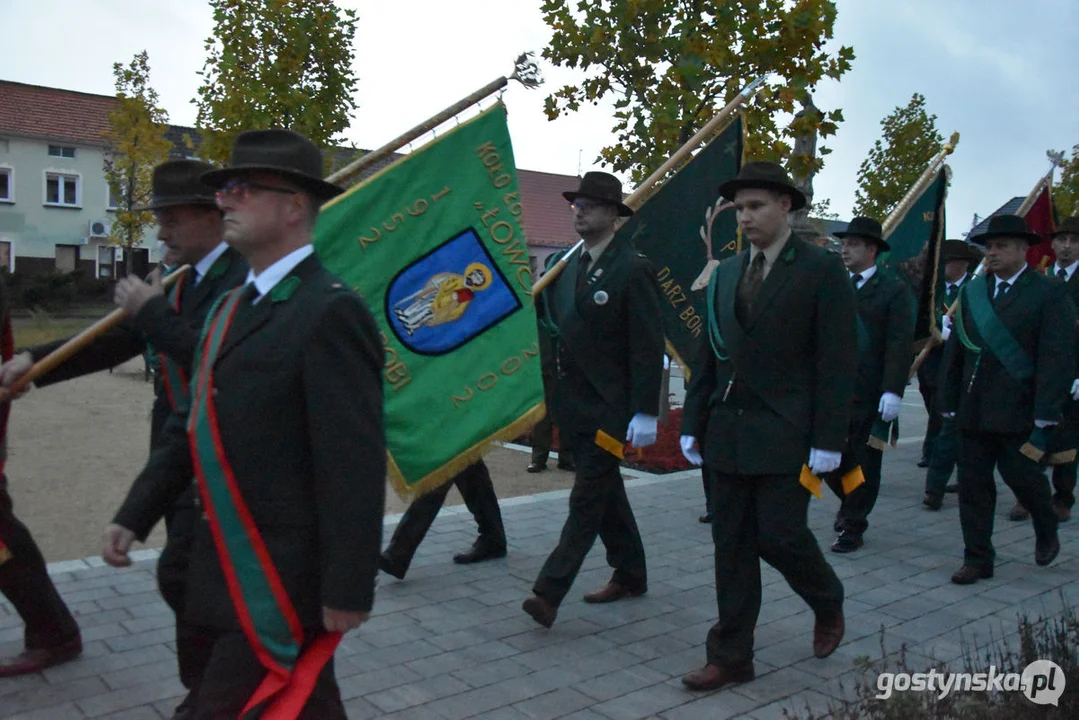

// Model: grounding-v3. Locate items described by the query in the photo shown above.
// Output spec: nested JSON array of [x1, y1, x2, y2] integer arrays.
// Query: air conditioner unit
[[88, 218, 110, 238]]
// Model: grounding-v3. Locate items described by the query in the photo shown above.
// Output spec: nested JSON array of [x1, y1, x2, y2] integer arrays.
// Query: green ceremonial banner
[[315, 103, 544, 499], [879, 165, 950, 344], [615, 115, 743, 368]]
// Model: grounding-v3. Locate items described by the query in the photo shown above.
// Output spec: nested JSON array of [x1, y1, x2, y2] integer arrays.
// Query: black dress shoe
[[1035, 535, 1060, 567], [378, 552, 407, 580], [556, 460, 575, 471], [945, 483, 959, 493], [923, 493, 943, 511], [453, 540, 507, 565], [917, 457, 930, 468], [698, 512, 713, 523], [830, 531, 863, 553], [951, 564, 993, 585], [681, 661, 754, 691], [527, 461, 547, 473]]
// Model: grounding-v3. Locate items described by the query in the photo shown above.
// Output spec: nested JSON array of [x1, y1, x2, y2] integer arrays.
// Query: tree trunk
[[789, 94, 824, 243]]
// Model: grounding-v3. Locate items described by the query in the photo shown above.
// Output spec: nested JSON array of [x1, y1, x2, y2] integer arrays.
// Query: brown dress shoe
[[582, 581, 647, 604], [522, 595, 558, 628], [0, 635, 82, 677], [1054, 504, 1071, 522], [923, 493, 943, 511], [1008, 503, 1030, 521], [951, 564, 993, 585], [813, 612, 844, 658], [681, 661, 755, 691]]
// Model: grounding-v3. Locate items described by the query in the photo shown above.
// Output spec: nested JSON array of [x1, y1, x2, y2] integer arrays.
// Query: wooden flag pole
[[325, 53, 542, 187], [906, 155, 1060, 380], [882, 132, 960, 238], [531, 74, 769, 297], [0, 265, 191, 403]]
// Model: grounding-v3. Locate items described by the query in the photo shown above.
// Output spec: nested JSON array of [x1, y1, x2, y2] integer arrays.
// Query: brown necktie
[[737, 252, 767, 316]]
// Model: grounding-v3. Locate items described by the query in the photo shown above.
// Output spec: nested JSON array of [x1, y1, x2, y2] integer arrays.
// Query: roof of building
[[0, 79, 583, 249], [0, 80, 116, 147], [965, 196, 1024, 238]]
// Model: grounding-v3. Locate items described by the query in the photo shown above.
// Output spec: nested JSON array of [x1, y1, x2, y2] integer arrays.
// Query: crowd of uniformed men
[[0, 131, 1075, 715]]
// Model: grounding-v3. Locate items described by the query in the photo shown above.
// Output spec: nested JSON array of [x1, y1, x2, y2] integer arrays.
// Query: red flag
[[1024, 184, 1056, 269]]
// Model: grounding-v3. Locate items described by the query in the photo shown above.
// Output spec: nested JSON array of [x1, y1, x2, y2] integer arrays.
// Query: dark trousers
[[924, 415, 959, 497], [0, 475, 79, 650], [957, 431, 1058, 569], [1052, 462, 1076, 509], [824, 417, 881, 537], [701, 466, 712, 514], [189, 631, 345, 720], [707, 471, 844, 667], [533, 433, 646, 606], [157, 489, 214, 696], [383, 461, 505, 574], [918, 361, 942, 460], [531, 410, 574, 467]]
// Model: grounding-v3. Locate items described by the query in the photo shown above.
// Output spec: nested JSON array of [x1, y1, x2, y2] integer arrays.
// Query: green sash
[[188, 286, 341, 718], [705, 266, 729, 361], [955, 275, 1034, 382]]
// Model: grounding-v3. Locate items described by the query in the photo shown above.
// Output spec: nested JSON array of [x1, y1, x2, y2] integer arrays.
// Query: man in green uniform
[[102, 130, 385, 718], [679, 162, 857, 691], [940, 214, 1071, 585], [1046, 216, 1079, 521], [923, 240, 979, 509], [825, 216, 915, 552], [521, 172, 664, 629]]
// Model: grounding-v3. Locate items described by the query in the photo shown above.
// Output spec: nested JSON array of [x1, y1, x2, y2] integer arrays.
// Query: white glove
[[878, 392, 902, 423], [808, 448, 842, 475], [1034, 419, 1058, 429], [941, 315, 952, 342], [1071, 379, 1079, 401], [680, 435, 703, 466], [626, 413, 658, 448], [941, 412, 956, 419]]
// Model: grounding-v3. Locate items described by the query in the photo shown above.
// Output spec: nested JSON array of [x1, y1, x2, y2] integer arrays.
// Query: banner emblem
[[387, 227, 521, 355]]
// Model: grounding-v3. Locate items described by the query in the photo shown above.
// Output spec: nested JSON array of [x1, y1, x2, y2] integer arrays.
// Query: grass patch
[[12, 311, 97, 349]]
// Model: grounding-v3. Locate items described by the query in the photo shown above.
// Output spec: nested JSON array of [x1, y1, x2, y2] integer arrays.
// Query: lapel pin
[[593, 290, 609, 305]]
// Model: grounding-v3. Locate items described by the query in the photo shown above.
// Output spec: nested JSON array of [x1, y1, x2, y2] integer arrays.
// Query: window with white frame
[[48, 145, 76, 158], [107, 181, 122, 211], [0, 167, 12, 202], [44, 172, 79, 207]]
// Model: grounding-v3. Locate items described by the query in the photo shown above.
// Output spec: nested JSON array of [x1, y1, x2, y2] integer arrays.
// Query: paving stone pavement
[[2, 402, 1077, 719]]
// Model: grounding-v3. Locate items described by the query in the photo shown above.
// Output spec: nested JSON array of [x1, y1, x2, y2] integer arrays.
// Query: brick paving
[[2, 400, 1077, 718]]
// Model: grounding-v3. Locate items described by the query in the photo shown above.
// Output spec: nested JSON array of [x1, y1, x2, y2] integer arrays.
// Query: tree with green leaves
[[102, 50, 172, 276], [540, 0, 854, 183], [193, 0, 359, 165], [1052, 144, 1079, 217], [853, 93, 942, 220]]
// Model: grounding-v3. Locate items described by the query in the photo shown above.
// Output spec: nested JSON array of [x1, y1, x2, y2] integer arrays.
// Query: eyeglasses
[[569, 199, 607, 213], [215, 178, 300, 204]]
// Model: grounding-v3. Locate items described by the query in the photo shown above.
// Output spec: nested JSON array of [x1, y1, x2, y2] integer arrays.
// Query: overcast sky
[[3, 0, 1076, 237]]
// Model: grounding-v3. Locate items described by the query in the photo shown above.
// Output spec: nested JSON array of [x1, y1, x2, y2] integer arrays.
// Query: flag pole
[[325, 53, 543, 187], [882, 132, 960, 238], [906, 154, 1060, 380], [0, 265, 191, 403], [532, 74, 769, 296]]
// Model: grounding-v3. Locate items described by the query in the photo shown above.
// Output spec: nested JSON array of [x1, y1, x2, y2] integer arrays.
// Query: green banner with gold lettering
[[615, 115, 743, 369], [314, 103, 544, 499]]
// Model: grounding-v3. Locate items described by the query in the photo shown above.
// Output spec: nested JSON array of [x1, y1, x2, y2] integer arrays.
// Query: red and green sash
[[187, 287, 340, 718], [0, 312, 14, 565], [156, 271, 191, 413]]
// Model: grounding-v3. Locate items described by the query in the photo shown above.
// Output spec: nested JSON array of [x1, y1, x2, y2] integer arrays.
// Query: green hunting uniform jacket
[[682, 233, 858, 475], [113, 254, 386, 630], [940, 268, 1076, 433], [851, 268, 915, 424], [542, 237, 664, 441]]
